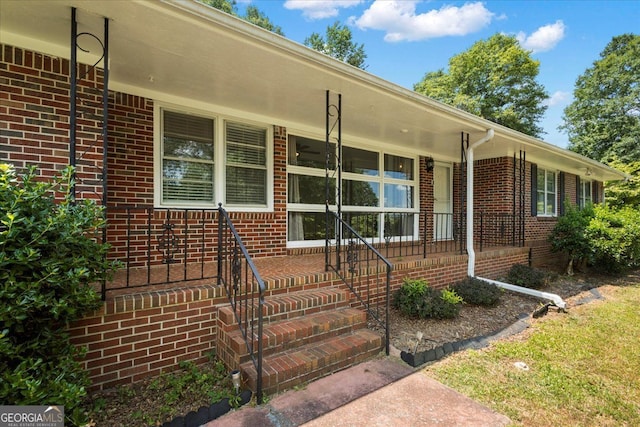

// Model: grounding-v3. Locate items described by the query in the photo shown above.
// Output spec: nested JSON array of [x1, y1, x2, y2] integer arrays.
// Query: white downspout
[[466, 129, 494, 277], [465, 129, 566, 310]]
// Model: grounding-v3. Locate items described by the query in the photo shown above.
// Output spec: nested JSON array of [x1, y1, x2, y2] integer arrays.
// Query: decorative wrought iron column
[[460, 132, 469, 254], [70, 7, 109, 203], [325, 90, 342, 270]]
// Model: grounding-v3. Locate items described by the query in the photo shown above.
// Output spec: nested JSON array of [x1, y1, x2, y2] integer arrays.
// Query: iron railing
[[103, 206, 219, 297], [324, 211, 522, 262], [217, 205, 266, 405], [103, 205, 266, 403], [326, 211, 392, 356]]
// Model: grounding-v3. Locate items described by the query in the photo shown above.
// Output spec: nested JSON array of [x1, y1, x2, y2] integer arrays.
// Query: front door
[[433, 163, 453, 240]]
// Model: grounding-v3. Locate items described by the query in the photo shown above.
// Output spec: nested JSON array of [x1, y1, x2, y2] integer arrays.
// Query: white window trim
[[285, 134, 419, 247], [154, 102, 273, 212], [579, 179, 593, 207], [537, 167, 558, 217]]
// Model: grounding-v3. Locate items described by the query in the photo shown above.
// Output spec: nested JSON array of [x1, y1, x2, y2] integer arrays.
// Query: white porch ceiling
[[1, 0, 624, 181]]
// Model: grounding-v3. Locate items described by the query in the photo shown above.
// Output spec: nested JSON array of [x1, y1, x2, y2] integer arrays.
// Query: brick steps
[[241, 329, 383, 395], [217, 287, 384, 396]]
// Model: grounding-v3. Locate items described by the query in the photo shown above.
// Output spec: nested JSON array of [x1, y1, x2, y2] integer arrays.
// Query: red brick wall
[[1, 44, 104, 200], [68, 286, 228, 390]]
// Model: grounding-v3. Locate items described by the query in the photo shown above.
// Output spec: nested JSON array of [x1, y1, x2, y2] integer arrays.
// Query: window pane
[[288, 136, 334, 169], [384, 155, 413, 180], [225, 122, 267, 206], [288, 174, 335, 204], [384, 213, 414, 237], [288, 212, 333, 241], [343, 180, 379, 206], [546, 193, 555, 215], [537, 191, 545, 214], [343, 147, 378, 176], [537, 170, 545, 189], [344, 212, 379, 238], [546, 171, 556, 192], [162, 111, 215, 203], [164, 137, 214, 160], [164, 111, 213, 142], [225, 166, 266, 205], [384, 184, 413, 208]]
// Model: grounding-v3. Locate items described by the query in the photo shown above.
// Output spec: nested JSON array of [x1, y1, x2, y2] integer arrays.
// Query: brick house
[[1, 1, 624, 398]]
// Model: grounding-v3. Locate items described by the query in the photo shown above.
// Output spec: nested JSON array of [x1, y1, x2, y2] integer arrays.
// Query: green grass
[[425, 283, 640, 427]]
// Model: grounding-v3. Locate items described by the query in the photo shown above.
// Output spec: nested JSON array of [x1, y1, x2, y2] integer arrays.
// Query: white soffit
[[0, 0, 625, 181]]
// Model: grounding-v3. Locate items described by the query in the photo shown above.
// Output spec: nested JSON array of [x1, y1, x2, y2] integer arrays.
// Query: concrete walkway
[[207, 357, 510, 427]]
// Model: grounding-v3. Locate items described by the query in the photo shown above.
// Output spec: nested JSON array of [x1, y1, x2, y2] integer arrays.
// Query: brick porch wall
[[68, 286, 228, 391], [1, 44, 104, 200]]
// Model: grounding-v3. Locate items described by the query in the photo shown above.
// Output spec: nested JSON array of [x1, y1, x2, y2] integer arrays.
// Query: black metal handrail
[[326, 211, 392, 356], [217, 205, 266, 405]]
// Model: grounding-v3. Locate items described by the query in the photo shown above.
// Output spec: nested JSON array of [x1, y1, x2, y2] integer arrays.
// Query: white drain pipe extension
[[475, 276, 567, 310], [465, 128, 566, 310], [466, 128, 494, 277]]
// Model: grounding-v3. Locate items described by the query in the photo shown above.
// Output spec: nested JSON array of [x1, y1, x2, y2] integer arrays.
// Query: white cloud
[[352, 1, 494, 42], [284, 0, 364, 20], [516, 20, 565, 53], [543, 91, 570, 107]]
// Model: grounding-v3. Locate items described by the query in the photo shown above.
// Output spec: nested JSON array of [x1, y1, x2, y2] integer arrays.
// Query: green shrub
[[586, 205, 640, 273], [394, 278, 462, 319], [506, 264, 547, 289], [549, 202, 595, 275], [0, 164, 117, 426], [393, 278, 429, 317], [453, 277, 502, 306]]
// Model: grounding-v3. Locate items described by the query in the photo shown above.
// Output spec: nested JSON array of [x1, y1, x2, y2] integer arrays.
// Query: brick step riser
[[241, 331, 383, 395], [231, 318, 368, 366], [218, 290, 351, 326]]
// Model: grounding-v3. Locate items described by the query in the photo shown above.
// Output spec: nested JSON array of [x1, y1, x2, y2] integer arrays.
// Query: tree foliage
[[561, 34, 640, 163], [605, 160, 640, 208], [199, 0, 284, 36], [549, 202, 640, 274], [304, 21, 367, 69], [0, 164, 117, 425], [414, 33, 549, 137]]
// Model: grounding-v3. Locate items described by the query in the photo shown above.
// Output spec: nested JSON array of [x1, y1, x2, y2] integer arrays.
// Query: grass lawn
[[424, 281, 640, 426]]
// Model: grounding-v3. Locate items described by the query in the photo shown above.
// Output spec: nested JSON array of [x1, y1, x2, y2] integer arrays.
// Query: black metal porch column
[[325, 90, 342, 270], [70, 7, 109, 203]]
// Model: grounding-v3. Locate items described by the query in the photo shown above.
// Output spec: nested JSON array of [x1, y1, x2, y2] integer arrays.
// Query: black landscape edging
[[400, 313, 530, 368], [160, 389, 252, 427]]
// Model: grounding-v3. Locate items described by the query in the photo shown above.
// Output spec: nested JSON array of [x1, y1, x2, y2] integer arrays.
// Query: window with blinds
[[162, 111, 215, 203], [225, 122, 267, 206], [159, 110, 269, 208]]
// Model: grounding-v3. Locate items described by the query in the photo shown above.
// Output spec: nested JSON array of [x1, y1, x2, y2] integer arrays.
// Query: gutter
[[465, 129, 567, 310]]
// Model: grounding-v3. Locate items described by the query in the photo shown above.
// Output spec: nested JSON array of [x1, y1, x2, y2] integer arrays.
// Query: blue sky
[[232, 0, 640, 148]]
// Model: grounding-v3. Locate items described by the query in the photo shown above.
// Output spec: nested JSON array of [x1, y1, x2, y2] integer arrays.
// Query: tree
[[245, 5, 284, 36], [199, 0, 237, 15], [561, 34, 640, 163], [605, 160, 640, 208], [199, 0, 284, 35], [414, 34, 549, 137], [304, 22, 367, 69]]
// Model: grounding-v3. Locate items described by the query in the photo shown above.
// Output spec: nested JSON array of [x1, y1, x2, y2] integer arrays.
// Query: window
[[157, 107, 270, 209], [536, 168, 557, 216], [161, 111, 215, 203], [579, 180, 592, 207], [225, 122, 267, 206], [286, 134, 417, 243]]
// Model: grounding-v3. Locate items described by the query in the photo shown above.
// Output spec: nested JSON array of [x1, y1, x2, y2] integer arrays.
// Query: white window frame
[[154, 103, 273, 211], [286, 132, 419, 247], [579, 179, 593, 207], [537, 167, 557, 217]]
